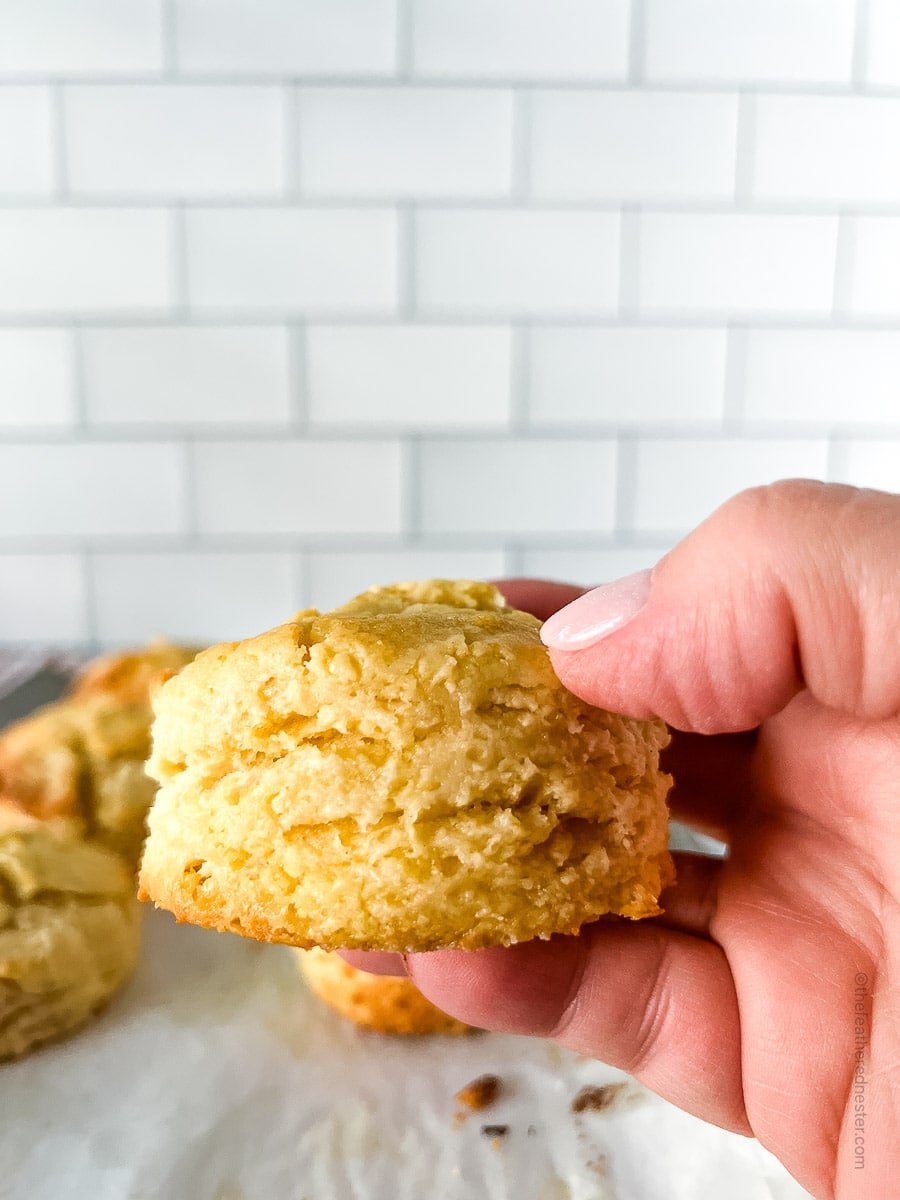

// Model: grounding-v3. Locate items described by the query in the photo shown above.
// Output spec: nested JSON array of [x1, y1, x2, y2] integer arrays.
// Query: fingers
[[663, 730, 757, 838], [408, 922, 749, 1134], [336, 950, 407, 976], [655, 852, 724, 936], [493, 578, 586, 622], [541, 482, 900, 731]]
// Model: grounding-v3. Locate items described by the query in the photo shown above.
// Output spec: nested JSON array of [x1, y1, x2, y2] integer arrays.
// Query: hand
[[405, 482, 900, 1200]]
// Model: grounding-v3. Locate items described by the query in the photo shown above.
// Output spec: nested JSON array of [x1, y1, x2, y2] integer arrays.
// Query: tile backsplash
[[0, 0, 897, 646]]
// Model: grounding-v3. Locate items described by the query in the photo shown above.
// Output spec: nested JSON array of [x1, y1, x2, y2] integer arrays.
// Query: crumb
[[480, 1124, 509, 1145], [456, 1073, 502, 1111], [571, 1083, 627, 1114], [526, 1125, 537, 1137]]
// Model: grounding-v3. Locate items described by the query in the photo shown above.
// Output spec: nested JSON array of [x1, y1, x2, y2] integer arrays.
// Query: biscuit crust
[[140, 581, 673, 951], [297, 948, 470, 1036]]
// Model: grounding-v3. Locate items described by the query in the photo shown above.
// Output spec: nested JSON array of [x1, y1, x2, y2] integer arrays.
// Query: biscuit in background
[[140, 581, 673, 952], [0, 641, 198, 867], [0, 825, 141, 1061], [297, 948, 471, 1036]]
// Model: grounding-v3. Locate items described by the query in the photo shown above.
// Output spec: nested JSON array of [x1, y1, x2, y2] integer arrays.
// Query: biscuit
[[296, 948, 470, 1036], [0, 642, 198, 867], [140, 580, 672, 951], [0, 826, 140, 1060]]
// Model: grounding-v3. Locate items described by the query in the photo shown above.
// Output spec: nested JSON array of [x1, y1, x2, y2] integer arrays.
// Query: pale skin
[[346, 481, 900, 1200]]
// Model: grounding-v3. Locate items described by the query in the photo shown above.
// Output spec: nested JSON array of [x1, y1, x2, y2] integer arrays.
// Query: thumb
[[541, 480, 900, 732]]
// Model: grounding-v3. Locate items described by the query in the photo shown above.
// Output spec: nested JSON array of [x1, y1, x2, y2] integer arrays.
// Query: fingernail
[[540, 568, 652, 650]]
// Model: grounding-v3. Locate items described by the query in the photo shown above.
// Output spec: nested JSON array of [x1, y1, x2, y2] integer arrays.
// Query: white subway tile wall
[[0, 0, 895, 646]]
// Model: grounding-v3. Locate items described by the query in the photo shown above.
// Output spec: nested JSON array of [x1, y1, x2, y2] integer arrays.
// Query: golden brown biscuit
[[0, 826, 141, 1061], [140, 580, 672, 951], [296, 948, 470, 1036], [0, 642, 198, 866]]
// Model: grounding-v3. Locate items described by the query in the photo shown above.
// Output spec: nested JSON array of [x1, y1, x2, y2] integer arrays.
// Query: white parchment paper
[[3, 909, 813, 1200]]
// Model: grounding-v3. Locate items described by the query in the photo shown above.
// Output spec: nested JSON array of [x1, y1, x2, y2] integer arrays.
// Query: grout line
[[171, 203, 189, 314], [733, 91, 756, 202], [288, 321, 308, 431], [395, 0, 415, 79], [613, 434, 638, 535], [82, 548, 99, 646], [852, 0, 871, 90], [628, 0, 648, 85], [284, 84, 302, 198], [2, 194, 900, 215], [826, 433, 849, 481], [69, 326, 88, 430], [504, 544, 525, 576], [292, 547, 308, 609], [722, 325, 749, 431], [618, 205, 641, 318], [510, 89, 532, 200], [508, 324, 530, 432], [161, 0, 178, 74], [396, 204, 416, 318], [401, 436, 420, 540], [50, 84, 68, 198], [832, 210, 857, 316], [182, 438, 198, 536], [2, 312, 900, 330]]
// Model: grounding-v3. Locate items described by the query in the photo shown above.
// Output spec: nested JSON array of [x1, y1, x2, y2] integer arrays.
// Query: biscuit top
[[69, 639, 199, 704]]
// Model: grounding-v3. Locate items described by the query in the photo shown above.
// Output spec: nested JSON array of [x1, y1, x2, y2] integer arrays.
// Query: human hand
[[404, 482, 899, 1200]]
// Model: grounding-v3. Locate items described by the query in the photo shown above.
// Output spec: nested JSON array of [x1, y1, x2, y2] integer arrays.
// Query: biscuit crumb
[[571, 1083, 627, 1113], [456, 1073, 502, 1111], [480, 1124, 509, 1146]]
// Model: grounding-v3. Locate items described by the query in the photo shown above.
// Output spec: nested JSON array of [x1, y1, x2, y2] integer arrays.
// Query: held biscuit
[[0, 824, 141, 1061], [0, 642, 198, 867], [140, 580, 673, 951], [297, 948, 470, 1036]]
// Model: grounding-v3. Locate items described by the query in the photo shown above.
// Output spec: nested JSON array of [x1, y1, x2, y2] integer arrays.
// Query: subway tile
[[297, 87, 512, 198], [306, 547, 507, 611], [194, 440, 403, 534], [519, 546, 674, 586], [0, 87, 54, 194], [413, 0, 629, 80], [744, 331, 900, 427], [644, 0, 854, 84], [866, 0, 900, 86], [0, 208, 173, 314], [92, 551, 296, 643], [82, 326, 291, 428], [419, 438, 617, 534], [175, 0, 396, 75], [307, 325, 511, 429], [0, 555, 87, 642], [847, 217, 900, 317], [637, 213, 837, 316], [186, 208, 397, 314], [66, 85, 286, 197], [531, 91, 738, 202], [0, 0, 162, 75], [832, 440, 900, 493], [0, 329, 75, 428], [0, 443, 186, 537], [632, 438, 829, 533], [753, 96, 900, 205], [529, 327, 726, 426], [416, 210, 619, 316]]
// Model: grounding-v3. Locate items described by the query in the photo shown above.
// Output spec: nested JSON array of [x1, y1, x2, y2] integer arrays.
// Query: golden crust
[[140, 580, 673, 951], [296, 948, 470, 1036], [0, 642, 198, 867], [0, 826, 141, 1060]]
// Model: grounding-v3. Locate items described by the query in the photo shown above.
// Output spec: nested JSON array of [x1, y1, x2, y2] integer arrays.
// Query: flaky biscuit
[[0, 826, 140, 1060], [140, 580, 672, 951], [0, 642, 198, 867], [297, 948, 470, 1036]]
